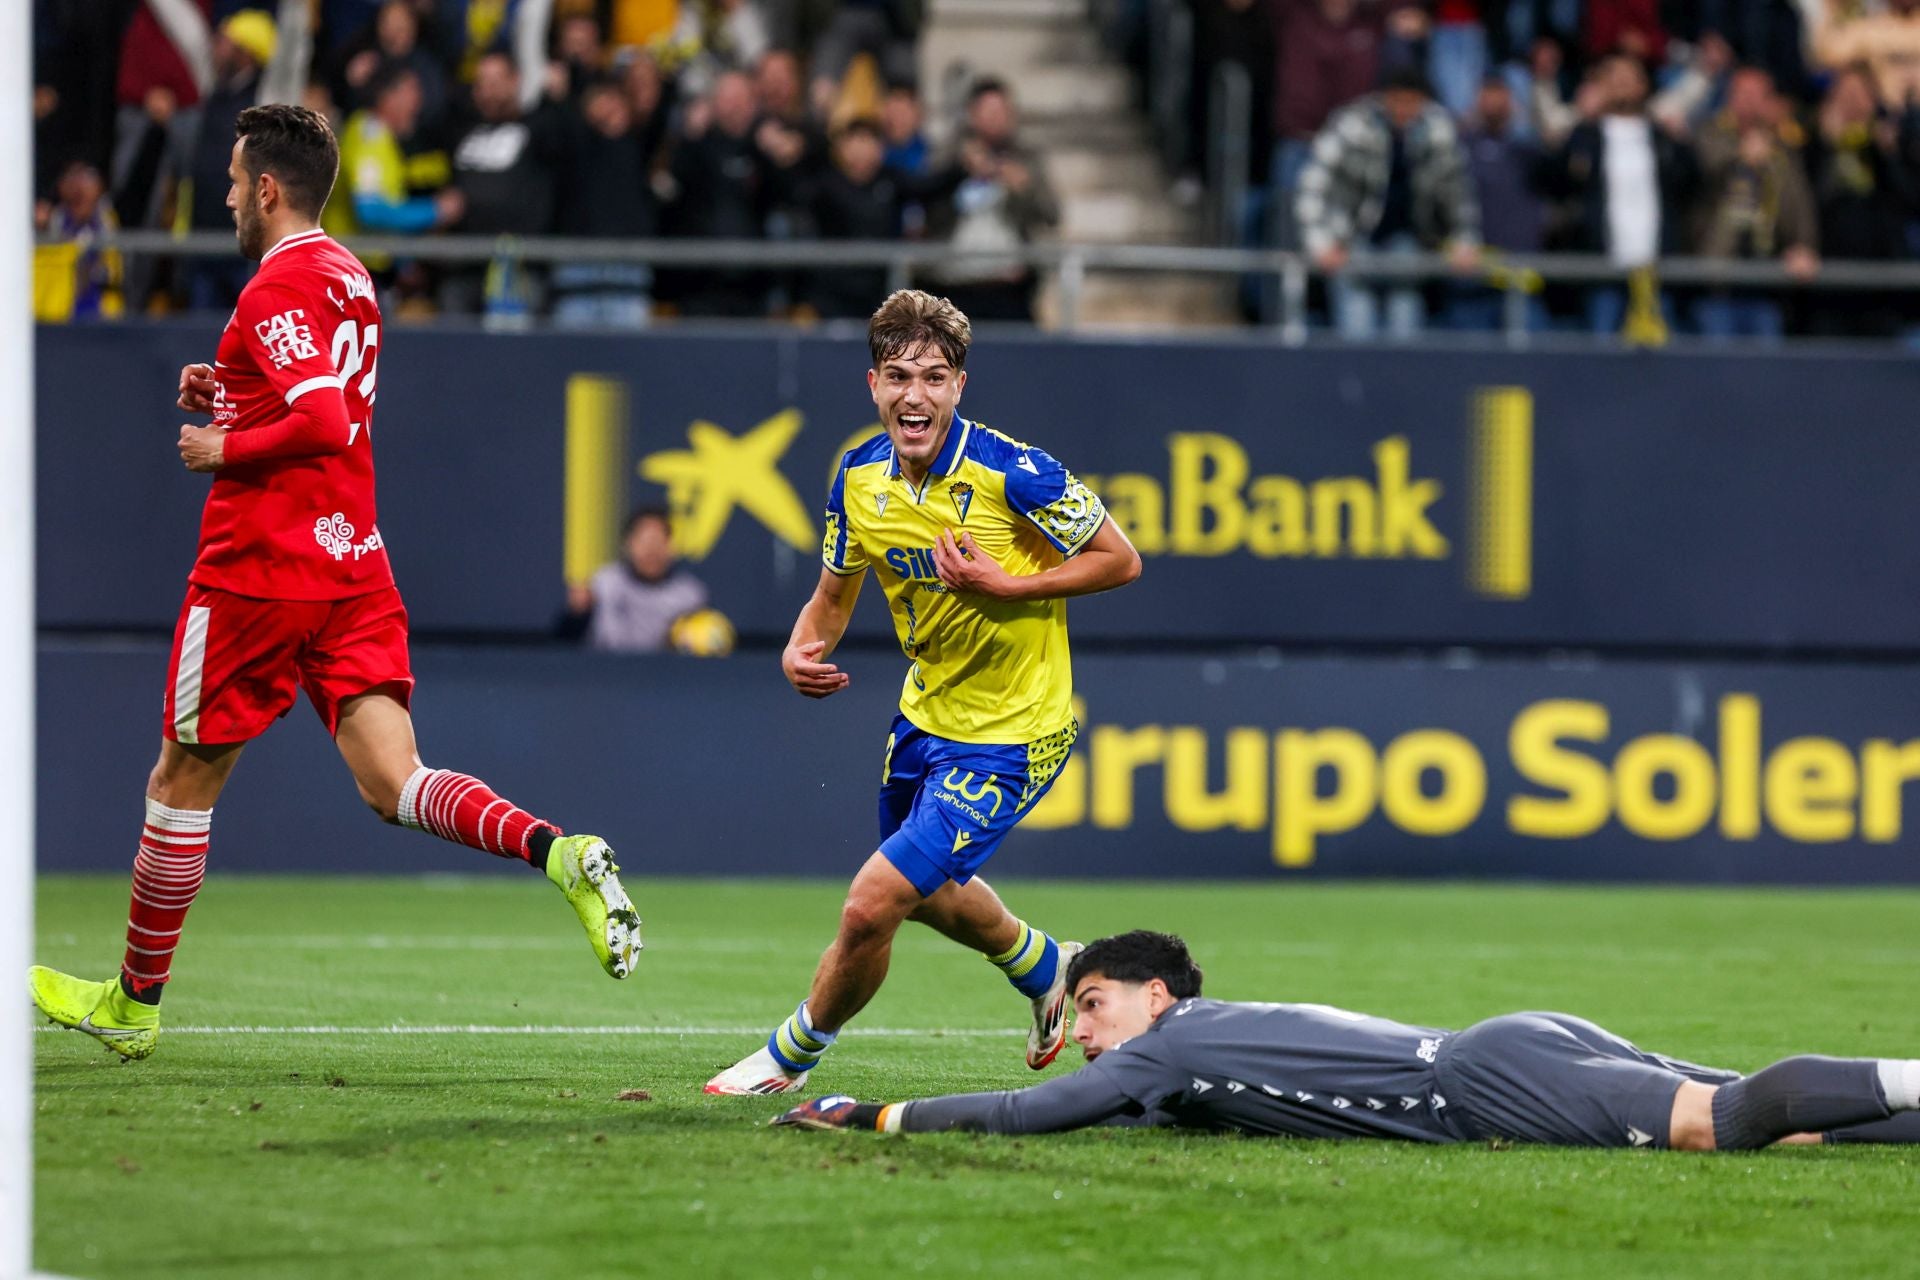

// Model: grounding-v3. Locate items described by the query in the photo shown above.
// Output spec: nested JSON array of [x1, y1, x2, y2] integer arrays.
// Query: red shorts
[[162, 584, 414, 744]]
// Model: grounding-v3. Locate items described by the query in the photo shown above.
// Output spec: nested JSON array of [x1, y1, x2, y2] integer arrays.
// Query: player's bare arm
[[932, 515, 1141, 602], [783, 565, 864, 698]]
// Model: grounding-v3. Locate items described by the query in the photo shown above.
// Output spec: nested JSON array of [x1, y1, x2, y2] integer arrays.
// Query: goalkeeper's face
[[868, 344, 966, 476], [1069, 973, 1178, 1062]]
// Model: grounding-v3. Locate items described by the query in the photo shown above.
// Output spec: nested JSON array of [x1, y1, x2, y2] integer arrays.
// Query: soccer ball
[[669, 608, 736, 658]]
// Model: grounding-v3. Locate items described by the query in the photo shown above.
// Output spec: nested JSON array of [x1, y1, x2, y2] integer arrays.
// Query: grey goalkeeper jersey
[[900, 998, 1464, 1142]]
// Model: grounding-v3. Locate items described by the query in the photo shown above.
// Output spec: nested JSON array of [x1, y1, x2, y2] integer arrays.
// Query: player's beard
[[234, 191, 266, 261]]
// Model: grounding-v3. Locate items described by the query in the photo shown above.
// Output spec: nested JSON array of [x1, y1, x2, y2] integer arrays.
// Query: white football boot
[[704, 1045, 811, 1096]]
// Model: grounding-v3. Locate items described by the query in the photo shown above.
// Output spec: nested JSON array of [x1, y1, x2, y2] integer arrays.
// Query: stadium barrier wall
[[37, 323, 1920, 650], [36, 640, 1920, 883]]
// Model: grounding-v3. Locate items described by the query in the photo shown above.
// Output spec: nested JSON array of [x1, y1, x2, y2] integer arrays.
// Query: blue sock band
[[767, 1001, 836, 1074], [996, 930, 1061, 1001]]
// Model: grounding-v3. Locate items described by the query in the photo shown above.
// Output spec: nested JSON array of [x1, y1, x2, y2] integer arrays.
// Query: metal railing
[[68, 227, 1920, 343]]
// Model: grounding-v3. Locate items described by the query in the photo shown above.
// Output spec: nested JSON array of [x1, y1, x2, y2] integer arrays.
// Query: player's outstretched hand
[[770, 1095, 869, 1130], [178, 424, 226, 472], [933, 529, 1016, 599], [177, 363, 218, 414], [784, 639, 850, 699]]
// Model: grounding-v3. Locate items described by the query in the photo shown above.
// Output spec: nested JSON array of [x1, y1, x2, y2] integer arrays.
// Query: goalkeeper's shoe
[[1026, 940, 1084, 1070], [546, 835, 642, 979], [704, 1046, 809, 1096], [770, 1096, 863, 1130], [29, 967, 159, 1061]]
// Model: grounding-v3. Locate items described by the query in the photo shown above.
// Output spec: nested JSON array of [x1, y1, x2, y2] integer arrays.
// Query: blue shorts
[[876, 713, 1078, 897]]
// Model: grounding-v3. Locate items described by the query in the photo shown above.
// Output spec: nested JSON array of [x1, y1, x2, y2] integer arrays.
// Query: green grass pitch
[[31, 875, 1920, 1279]]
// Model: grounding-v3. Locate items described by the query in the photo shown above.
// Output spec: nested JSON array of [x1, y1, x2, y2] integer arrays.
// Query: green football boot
[[29, 966, 160, 1060], [546, 835, 642, 979]]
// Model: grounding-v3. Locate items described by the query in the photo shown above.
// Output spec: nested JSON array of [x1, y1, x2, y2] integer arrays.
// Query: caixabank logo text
[[564, 375, 1536, 603]]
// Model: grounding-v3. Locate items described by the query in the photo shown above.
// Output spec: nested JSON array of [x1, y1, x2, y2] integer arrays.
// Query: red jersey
[[192, 229, 395, 601]]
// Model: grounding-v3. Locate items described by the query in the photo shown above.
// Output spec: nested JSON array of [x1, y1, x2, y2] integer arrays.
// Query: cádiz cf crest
[[948, 481, 975, 525]]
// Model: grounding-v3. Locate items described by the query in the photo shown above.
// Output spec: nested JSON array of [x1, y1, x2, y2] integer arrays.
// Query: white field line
[[31, 934, 963, 955], [35, 933, 1920, 965], [34, 1023, 1023, 1037]]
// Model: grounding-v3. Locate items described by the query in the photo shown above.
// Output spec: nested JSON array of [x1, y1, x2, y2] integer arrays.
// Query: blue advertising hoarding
[[37, 323, 1920, 650], [36, 640, 1920, 883]]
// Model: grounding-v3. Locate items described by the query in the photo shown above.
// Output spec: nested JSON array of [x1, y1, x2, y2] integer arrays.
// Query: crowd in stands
[[34, 1, 1920, 339], [31, 0, 1060, 325], [1178, 0, 1920, 338]]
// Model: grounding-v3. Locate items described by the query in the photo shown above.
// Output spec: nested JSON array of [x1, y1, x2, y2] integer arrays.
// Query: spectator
[[1803, 66, 1918, 336], [799, 0, 924, 119], [552, 78, 662, 327], [33, 0, 127, 200], [113, 0, 213, 310], [755, 47, 827, 166], [1583, 0, 1666, 65], [1699, 0, 1813, 102], [549, 12, 609, 102], [335, 0, 450, 125], [924, 78, 1059, 322], [1426, 1, 1491, 120], [1296, 68, 1481, 340], [1191, 0, 1276, 211], [877, 79, 930, 236], [1812, 0, 1920, 116], [1545, 54, 1698, 334], [33, 161, 124, 323], [323, 65, 463, 255], [663, 69, 777, 315], [183, 10, 275, 312], [441, 51, 566, 316], [802, 118, 908, 317], [1645, 30, 1737, 136], [1451, 75, 1549, 330], [753, 48, 829, 239], [561, 508, 710, 654], [1688, 65, 1818, 341], [620, 44, 676, 150], [1528, 35, 1578, 146], [662, 0, 774, 100], [878, 80, 929, 175], [1269, 0, 1395, 246]]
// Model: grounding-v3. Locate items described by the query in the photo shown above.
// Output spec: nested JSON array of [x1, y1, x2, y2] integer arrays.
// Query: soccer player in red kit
[[29, 105, 642, 1061]]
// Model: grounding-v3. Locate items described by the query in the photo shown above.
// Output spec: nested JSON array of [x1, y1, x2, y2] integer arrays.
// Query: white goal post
[[3, 0, 36, 1272]]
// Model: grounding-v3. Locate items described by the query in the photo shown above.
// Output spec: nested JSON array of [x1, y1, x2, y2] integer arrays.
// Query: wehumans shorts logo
[[313, 512, 384, 562], [935, 769, 1005, 823]]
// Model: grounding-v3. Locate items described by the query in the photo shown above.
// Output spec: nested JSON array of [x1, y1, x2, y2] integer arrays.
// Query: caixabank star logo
[[636, 408, 816, 559]]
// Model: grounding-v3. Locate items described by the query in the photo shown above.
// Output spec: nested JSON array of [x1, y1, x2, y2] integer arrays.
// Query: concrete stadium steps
[[919, 0, 1231, 324], [1035, 272, 1239, 331]]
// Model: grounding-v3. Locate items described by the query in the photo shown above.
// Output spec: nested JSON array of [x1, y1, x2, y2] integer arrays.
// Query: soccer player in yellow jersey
[[705, 290, 1142, 1095]]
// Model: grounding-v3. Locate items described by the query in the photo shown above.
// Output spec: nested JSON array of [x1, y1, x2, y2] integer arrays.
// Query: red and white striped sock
[[120, 798, 212, 1005], [397, 767, 555, 865]]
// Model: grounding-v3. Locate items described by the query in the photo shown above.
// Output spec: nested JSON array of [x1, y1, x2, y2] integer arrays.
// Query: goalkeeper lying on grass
[[772, 930, 1920, 1151]]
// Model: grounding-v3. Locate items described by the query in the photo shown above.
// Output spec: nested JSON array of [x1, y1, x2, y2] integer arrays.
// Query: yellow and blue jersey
[[823, 416, 1107, 745]]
